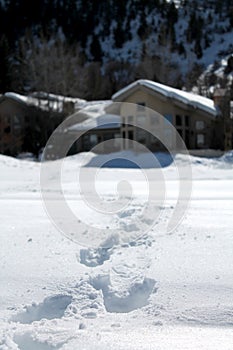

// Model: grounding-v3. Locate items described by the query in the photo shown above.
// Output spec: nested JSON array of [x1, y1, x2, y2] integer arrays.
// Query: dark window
[[185, 131, 190, 148], [82, 134, 99, 151], [128, 115, 134, 125], [164, 114, 173, 124], [176, 115, 182, 126], [185, 115, 189, 127], [137, 102, 146, 111], [103, 133, 114, 141], [4, 126, 11, 134], [177, 129, 183, 138], [128, 130, 134, 140], [197, 134, 205, 146], [136, 129, 146, 144], [196, 121, 205, 130]]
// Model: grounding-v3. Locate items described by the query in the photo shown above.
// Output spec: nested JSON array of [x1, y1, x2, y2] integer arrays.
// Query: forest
[[0, 0, 232, 99]]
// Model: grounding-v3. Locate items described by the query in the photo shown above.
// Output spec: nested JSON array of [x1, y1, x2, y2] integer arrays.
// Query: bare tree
[[12, 32, 87, 97]]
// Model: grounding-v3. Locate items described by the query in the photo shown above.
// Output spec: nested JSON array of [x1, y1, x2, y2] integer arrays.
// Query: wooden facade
[[111, 80, 229, 152]]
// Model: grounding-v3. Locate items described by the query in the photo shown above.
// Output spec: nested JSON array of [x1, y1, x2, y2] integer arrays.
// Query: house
[[64, 101, 120, 155], [0, 93, 30, 155], [111, 80, 223, 151], [1, 80, 232, 157], [213, 88, 232, 150], [68, 80, 230, 154], [0, 92, 85, 156]]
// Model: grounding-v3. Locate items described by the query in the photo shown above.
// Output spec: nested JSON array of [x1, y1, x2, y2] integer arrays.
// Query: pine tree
[[90, 35, 102, 62], [0, 35, 11, 92]]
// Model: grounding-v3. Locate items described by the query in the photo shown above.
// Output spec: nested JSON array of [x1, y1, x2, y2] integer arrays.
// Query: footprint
[[14, 333, 60, 350], [11, 295, 72, 324], [79, 233, 120, 267], [91, 274, 156, 313], [79, 247, 112, 267]]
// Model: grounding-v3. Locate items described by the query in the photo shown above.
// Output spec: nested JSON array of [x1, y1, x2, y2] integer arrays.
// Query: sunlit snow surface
[[0, 152, 233, 349]]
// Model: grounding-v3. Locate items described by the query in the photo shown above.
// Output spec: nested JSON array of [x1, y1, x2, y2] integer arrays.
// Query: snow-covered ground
[[0, 151, 233, 349]]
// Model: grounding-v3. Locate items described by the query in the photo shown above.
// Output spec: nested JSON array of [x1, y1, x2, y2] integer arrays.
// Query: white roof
[[112, 79, 218, 117], [4, 92, 86, 113], [68, 100, 117, 131], [69, 113, 121, 131]]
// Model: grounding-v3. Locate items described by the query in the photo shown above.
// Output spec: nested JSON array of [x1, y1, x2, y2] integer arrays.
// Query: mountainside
[[0, 0, 232, 98]]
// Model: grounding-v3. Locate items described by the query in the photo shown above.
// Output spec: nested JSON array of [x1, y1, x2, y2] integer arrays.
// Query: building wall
[[0, 97, 68, 156], [116, 87, 219, 150], [0, 99, 26, 155]]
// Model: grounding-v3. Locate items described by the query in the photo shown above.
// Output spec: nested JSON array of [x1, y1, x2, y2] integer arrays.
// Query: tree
[[13, 33, 86, 97], [0, 35, 11, 92], [90, 35, 102, 62], [194, 38, 203, 59]]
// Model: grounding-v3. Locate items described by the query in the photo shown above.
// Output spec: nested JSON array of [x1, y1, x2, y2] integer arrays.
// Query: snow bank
[[63, 150, 233, 170], [67, 151, 173, 168]]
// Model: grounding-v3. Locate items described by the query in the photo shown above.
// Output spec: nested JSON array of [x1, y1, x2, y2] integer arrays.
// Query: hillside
[[0, 0, 232, 99]]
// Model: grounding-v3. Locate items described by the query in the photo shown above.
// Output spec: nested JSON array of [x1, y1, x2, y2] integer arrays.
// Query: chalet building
[[0, 92, 84, 156], [0, 93, 28, 155], [71, 80, 232, 154], [111, 80, 223, 151], [1, 80, 232, 157], [213, 88, 232, 150]]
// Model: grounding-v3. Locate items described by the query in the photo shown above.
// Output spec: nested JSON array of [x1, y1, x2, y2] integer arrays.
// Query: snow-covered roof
[[3, 92, 86, 113], [30, 91, 85, 103], [68, 101, 120, 131], [112, 79, 218, 117], [76, 100, 113, 112], [69, 114, 121, 131]]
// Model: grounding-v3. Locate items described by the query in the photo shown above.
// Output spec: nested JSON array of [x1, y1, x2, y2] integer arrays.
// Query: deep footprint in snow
[[79, 247, 112, 267], [14, 333, 60, 350], [79, 232, 154, 267], [91, 274, 156, 313], [79, 233, 119, 267], [11, 294, 72, 324]]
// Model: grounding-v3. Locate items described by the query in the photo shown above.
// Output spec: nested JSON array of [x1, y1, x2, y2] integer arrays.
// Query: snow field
[[0, 152, 233, 349]]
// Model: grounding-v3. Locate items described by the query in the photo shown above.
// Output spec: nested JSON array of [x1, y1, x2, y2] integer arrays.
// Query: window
[[197, 134, 205, 145], [127, 115, 134, 125], [128, 130, 134, 140], [13, 115, 21, 130], [137, 102, 146, 111], [185, 115, 189, 127], [164, 114, 172, 124], [82, 134, 98, 151], [164, 114, 173, 125], [136, 129, 146, 144], [4, 126, 11, 134], [185, 131, 190, 148], [150, 114, 159, 125], [196, 121, 205, 130], [103, 133, 114, 141], [164, 129, 173, 148], [177, 129, 183, 138], [176, 115, 182, 126], [114, 133, 121, 147], [90, 134, 98, 145], [137, 115, 145, 126]]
